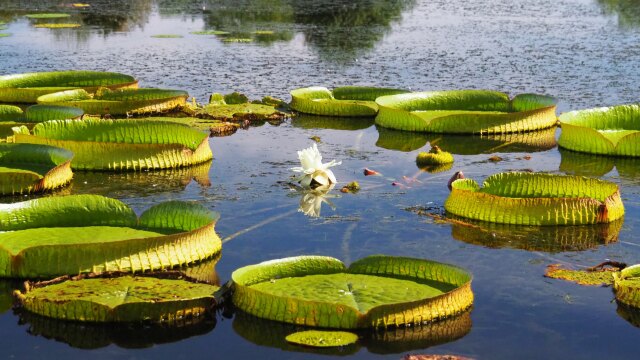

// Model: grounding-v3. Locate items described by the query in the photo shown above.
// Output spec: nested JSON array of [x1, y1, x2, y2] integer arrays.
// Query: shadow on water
[[448, 216, 624, 252], [291, 114, 374, 131], [376, 126, 557, 154], [232, 310, 472, 356], [560, 148, 640, 181]]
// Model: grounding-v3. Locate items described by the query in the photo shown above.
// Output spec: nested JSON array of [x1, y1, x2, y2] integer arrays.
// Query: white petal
[[313, 171, 330, 186], [290, 166, 305, 173], [325, 169, 337, 184], [300, 175, 313, 188]]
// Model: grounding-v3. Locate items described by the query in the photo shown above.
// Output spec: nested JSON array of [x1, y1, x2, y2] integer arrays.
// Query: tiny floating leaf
[[285, 330, 358, 347], [25, 13, 71, 19], [416, 145, 454, 167], [34, 23, 81, 29]]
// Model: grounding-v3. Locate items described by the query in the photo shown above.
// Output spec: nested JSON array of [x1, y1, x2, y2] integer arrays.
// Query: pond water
[[1, 0, 640, 359]]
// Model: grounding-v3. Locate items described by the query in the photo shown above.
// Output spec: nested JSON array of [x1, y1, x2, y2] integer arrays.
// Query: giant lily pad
[[290, 86, 409, 117], [195, 92, 285, 121], [233, 309, 472, 355], [375, 90, 557, 133], [13, 119, 212, 171], [37, 88, 188, 115], [0, 105, 23, 121], [15, 276, 218, 322], [0, 143, 73, 195], [0, 195, 221, 278], [445, 172, 624, 225], [558, 104, 640, 156], [614, 265, 640, 309], [0, 70, 138, 103], [232, 255, 473, 329], [24, 104, 84, 122]]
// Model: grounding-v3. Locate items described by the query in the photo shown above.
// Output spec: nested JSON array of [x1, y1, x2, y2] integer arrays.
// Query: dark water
[[1, 0, 640, 359]]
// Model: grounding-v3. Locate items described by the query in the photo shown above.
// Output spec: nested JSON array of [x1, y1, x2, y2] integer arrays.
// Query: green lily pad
[[559, 104, 640, 156], [223, 92, 249, 105], [34, 23, 81, 29], [190, 30, 230, 35], [222, 38, 253, 43], [36, 88, 188, 115], [0, 70, 138, 103], [375, 91, 557, 133], [291, 86, 408, 117], [197, 102, 284, 121], [0, 143, 73, 195], [13, 119, 212, 171], [545, 264, 616, 286], [25, 13, 71, 19], [0, 33, 10, 38], [24, 104, 84, 122], [614, 264, 640, 308], [0, 105, 23, 121], [285, 330, 358, 347], [445, 172, 624, 225], [232, 255, 473, 329], [15, 276, 219, 322], [0, 195, 221, 278], [151, 34, 183, 38]]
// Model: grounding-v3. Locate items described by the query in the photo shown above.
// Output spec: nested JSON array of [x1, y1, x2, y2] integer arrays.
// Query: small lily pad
[[252, 30, 274, 35], [190, 30, 230, 35], [197, 103, 284, 121], [0, 33, 11, 38], [222, 38, 253, 43], [544, 264, 615, 286], [34, 23, 81, 29], [416, 146, 454, 167], [15, 276, 219, 323], [25, 13, 71, 19], [285, 330, 358, 347], [151, 34, 183, 38]]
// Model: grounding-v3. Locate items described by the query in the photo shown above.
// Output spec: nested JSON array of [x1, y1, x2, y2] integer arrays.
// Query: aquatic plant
[[445, 172, 624, 225], [0, 195, 221, 278], [614, 265, 640, 309], [37, 88, 188, 115], [375, 90, 557, 133], [15, 276, 218, 322], [24, 105, 84, 122], [0, 143, 73, 195], [13, 119, 212, 171], [285, 330, 358, 347], [290, 143, 341, 188], [25, 13, 71, 19], [231, 255, 473, 329], [34, 23, 81, 29], [0, 70, 138, 103], [559, 104, 640, 156], [416, 146, 454, 167], [290, 86, 408, 117], [0, 105, 23, 121], [195, 92, 284, 121]]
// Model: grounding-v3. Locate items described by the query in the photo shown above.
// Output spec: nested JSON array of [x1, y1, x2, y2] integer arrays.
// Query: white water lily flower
[[290, 143, 341, 188]]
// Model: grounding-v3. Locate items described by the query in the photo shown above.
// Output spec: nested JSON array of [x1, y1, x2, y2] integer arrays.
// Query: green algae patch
[[286, 330, 358, 347], [232, 255, 473, 329], [545, 264, 615, 286], [15, 276, 218, 323]]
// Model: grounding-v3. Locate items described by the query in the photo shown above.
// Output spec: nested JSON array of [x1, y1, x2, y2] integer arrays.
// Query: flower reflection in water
[[297, 184, 339, 217]]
